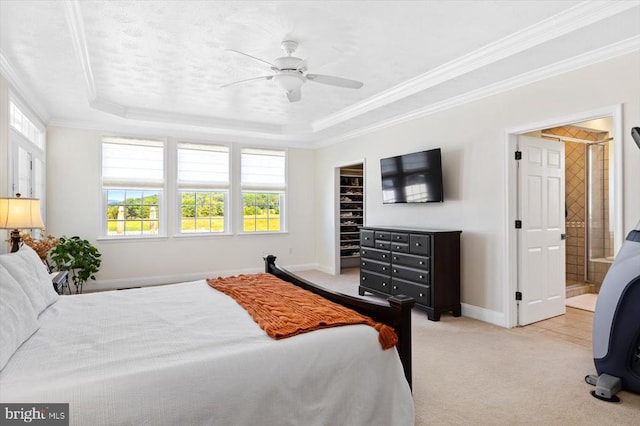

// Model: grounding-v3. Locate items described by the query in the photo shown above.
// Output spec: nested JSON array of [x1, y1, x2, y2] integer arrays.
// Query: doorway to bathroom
[[506, 105, 623, 327], [524, 117, 615, 303]]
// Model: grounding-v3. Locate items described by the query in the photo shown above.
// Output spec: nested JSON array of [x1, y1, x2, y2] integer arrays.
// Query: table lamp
[[0, 193, 46, 252]]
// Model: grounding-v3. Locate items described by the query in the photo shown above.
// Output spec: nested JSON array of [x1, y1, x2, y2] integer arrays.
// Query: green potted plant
[[50, 236, 102, 294]]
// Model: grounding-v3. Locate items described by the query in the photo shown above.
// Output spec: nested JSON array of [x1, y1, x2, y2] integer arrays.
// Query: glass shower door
[[586, 142, 613, 284]]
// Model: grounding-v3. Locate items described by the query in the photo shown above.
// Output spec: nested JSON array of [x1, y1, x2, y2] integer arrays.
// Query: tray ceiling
[[1, 0, 639, 147]]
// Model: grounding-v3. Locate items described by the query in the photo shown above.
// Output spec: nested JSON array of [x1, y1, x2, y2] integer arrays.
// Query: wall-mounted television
[[380, 148, 444, 204]]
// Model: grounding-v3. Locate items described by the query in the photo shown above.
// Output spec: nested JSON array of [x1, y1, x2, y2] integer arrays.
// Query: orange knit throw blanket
[[206, 273, 398, 350]]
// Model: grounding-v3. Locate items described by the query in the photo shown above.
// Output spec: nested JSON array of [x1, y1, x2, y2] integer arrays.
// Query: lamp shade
[[0, 196, 45, 229]]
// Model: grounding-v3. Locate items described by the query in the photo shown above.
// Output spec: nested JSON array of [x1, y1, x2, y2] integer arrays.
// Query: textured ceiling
[[1, 0, 639, 147]]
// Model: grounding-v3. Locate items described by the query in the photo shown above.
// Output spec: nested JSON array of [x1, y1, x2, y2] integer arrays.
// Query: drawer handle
[[362, 277, 366, 281], [419, 275, 424, 279], [395, 245, 400, 249], [382, 254, 387, 258], [419, 293, 424, 297], [396, 236, 401, 240], [393, 285, 398, 290], [393, 256, 398, 260], [365, 237, 370, 240], [415, 243, 421, 247], [382, 267, 386, 271], [393, 269, 398, 273], [419, 261, 424, 265], [382, 282, 387, 287], [362, 250, 367, 255]]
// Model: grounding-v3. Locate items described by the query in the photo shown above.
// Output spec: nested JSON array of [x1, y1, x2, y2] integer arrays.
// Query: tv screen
[[380, 148, 444, 203]]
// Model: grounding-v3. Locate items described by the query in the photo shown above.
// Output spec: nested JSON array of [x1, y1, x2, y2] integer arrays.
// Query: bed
[[0, 248, 415, 425]]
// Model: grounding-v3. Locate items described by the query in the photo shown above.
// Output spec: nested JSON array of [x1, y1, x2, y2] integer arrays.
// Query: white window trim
[[98, 135, 167, 240], [237, 145, 288, 235], [174, 140, 232, 236]]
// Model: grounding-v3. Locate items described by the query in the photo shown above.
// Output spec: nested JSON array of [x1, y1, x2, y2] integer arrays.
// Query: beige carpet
[[296, 268, 640, 425], [566, 293, 598, 312]]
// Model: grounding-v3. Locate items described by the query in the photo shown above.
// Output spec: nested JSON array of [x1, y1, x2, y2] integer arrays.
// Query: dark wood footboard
[[264, 254, 415, 388]]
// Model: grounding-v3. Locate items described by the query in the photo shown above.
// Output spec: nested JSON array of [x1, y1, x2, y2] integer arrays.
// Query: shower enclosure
[[586, 141, 614, 287], [536, 123, 615, 293]]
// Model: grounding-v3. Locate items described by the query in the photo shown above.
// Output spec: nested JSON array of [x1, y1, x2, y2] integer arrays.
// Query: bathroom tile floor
[[524, 307, 593, 349]]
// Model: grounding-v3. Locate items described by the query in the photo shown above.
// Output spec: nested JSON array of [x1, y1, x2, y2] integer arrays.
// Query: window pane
[[242, 192, 282, 232], [17, 147, 31, 196], [180, 190, 226, 233], [9, 101, 44, 150], [106, 189, 161, 236]]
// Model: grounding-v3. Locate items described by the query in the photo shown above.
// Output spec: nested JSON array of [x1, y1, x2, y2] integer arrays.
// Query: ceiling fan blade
[[286, 88, 302, 103], [220, 75, 273, 88], [306, 74, 363, 89], [224, 49, 275, 68]]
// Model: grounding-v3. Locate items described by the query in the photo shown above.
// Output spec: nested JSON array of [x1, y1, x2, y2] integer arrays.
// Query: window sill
[[237, 231, 288, 236], [96, 235, 169, 243], [173, 232, 233, 238]]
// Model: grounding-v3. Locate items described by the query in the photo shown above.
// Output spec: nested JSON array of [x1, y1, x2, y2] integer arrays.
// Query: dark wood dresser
[[359, 226, 461, 321]]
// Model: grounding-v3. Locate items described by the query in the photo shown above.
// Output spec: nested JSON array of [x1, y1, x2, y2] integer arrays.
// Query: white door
[[517, 136, 566, 325]]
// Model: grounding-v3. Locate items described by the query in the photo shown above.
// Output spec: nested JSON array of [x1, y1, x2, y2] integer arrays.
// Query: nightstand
[[51, 270, 69, 295]]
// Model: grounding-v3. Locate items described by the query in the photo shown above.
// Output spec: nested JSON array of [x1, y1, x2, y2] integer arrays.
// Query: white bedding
[[0, 279, 414, 425]]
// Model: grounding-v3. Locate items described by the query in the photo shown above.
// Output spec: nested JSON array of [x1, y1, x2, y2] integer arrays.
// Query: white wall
[[314, 52, 640, 326], [46, 127, 317, 291]]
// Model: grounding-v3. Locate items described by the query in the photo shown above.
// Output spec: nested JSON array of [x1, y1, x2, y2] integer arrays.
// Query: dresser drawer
[[410, 234, 431, 256], [391, 265, 430, 284], [391, 278, 431, 306], [361, 230, 375, 247], [374, 231, 390, 241], [392, 252, 430, 270], [360, 247, 391, 262], [391, 242, 409, 253], [375, 240, 391, 250], [360, 271, 391, 294], [391, 232, 409, 243], [361, 259, 391, 275]]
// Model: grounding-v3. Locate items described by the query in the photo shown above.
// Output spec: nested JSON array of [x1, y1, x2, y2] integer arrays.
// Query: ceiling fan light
[[274, 72, 304, 92]]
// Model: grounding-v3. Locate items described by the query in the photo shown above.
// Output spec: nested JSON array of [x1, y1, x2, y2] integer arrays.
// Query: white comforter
[[0, 279, 414, 425]]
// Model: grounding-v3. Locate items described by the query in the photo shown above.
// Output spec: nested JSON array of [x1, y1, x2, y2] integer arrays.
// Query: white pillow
[[0, 264, 40, 370], [0, 245, 59, 315]]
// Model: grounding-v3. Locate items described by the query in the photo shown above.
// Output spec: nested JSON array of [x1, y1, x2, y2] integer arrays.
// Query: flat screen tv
[[380, 148, 444, 204]]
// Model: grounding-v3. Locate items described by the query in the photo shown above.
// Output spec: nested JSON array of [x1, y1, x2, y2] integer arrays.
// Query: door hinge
[[515, 291, 522, 301], [515, 151, 522, 160], [515, 220, 522, 229]]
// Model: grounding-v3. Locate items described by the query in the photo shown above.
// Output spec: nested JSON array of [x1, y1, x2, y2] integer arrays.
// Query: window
[[240, 148, 286, 232], [102, 137, 164, 237], [10, 101, 45, 150], [9, 99, 46, 237], [177, 143, 229, 233]]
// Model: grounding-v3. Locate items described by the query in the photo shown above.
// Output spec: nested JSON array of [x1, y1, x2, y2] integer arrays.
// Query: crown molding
[[63, 0, 96, 101], [22, 0, 640, 148], [0, 52, 50, 123], [314, 36, 640, 149], [47, 114, 314, 147], [310, 0, 639, 133]]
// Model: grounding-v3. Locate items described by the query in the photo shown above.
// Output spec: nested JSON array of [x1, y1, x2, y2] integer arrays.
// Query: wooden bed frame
[[264, 255, 415, 388]]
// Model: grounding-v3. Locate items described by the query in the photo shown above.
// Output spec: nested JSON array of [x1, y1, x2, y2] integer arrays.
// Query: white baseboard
[[461, 303, 508, 328], [84, 263, 322, 293]]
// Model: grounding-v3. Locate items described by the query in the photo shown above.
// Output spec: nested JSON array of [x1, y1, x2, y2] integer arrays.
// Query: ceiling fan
[[221, 40, 364, 102]]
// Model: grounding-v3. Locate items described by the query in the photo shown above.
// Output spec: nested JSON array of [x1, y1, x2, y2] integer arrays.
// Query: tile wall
[[543, 126, 611, 290]]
